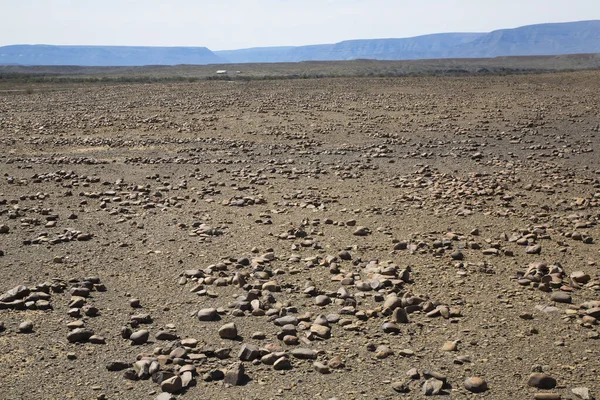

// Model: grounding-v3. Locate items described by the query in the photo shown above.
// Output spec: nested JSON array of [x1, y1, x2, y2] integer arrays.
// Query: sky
[[1, 0, 599, 50]]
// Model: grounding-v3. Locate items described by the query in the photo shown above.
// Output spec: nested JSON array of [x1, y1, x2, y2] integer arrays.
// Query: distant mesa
[[1, 20, 599, 66], [0, 45, 225, 67]]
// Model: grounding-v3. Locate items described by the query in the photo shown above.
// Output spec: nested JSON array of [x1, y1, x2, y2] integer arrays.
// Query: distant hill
[[1, 20, 599, 66], [216, 20, 600, 63], [0, 45, 225, 66], [450, 20, 600, 58], [217, 33, 486, 63]]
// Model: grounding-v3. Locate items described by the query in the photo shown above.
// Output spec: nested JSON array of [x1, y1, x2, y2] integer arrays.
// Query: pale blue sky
[[1, 0, 598, 50]]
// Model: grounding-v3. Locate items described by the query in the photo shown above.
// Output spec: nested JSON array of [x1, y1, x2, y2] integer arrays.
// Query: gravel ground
[[0, 72, 599, 400]]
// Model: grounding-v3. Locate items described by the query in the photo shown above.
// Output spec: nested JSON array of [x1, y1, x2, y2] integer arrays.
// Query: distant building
[[216, 70, 228, 75]]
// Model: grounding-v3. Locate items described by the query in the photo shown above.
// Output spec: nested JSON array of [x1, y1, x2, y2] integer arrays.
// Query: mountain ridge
[[0, 45, 225, 66], [216, 20, 600, 63], [1, 20, 599, 66]]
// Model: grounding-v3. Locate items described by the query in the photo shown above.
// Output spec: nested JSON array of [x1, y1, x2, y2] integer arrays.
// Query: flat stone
[[526, 244, 542, 254], [262, 281, 280, 292], [398, 349, 415, 357], [67, 320, 85, 330], [131, 313, 152, 323], [585, 307, 600, 319], [181, 338, 198, 348], [291, 348, 317, 360], [274, 315, 298, 326], [534, 394, 561, 400], [89, 335, 106, 344], [313, 361, 330, 374], [106, 361, 131, 371], [67, 328, 94, 343], [70, 287, 90, 297], [169, 347, 187, 359], [197, 308, 218, 321], [155, 331, 179, 341], [571, 271, 590, 283], [551, 292, 571, 304], [423, 370, 446, 382]]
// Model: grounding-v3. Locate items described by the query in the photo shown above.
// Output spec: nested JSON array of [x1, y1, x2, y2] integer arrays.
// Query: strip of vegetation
[[0, 66, 592, 85]]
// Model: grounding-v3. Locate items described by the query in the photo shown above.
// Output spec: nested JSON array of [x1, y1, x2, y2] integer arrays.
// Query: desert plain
[[1, 70, 600, 399]]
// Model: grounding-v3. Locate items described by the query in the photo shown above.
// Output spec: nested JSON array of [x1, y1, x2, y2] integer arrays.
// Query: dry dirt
[[1, 71, 600, 400]]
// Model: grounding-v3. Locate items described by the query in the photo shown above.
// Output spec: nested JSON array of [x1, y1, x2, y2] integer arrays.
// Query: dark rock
[[238, 343, 261, 361], [197, 308, 218, 321], [160, 375, 182, 393], [67, 328, 94, 343], [290, 348, 317, 360], [130, 329, 150, 345], [224, 362, 245, 386], [106, 361, 131, 371], [527, 373, 556, 389], [156, 331, 179, 341]]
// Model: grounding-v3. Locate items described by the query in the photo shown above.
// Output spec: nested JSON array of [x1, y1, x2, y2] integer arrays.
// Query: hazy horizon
[[1, 0, 599, 50]]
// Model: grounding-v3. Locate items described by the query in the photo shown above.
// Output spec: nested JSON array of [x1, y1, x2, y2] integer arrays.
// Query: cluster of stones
[[516, 263, 600, 335], [112, 338, 202, 395], [74, 174, 196, 218], [160, 246, 467, 399], [0, 281, 65, 311], [186, 222, 225, 238], [392, 368, 488, 395], [5, 156, 107, 165], [388, 227, 556, 259], [515, 262, 598, 299], [23, 228, 93, 245], [66, 277, 107, 345], [221, 196, 266, 207]]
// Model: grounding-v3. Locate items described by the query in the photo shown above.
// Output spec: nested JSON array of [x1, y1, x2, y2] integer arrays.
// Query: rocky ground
[[1, 71, 600, 400]]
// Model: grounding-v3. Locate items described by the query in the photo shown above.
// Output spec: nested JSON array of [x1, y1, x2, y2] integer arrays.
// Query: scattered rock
[[18, 320, 34, 333], [218, 322, 238, 340], [528, 373, 557, 389], [224, 362, 245, 386], [464, 377, 488, 393], [130, 329, 149, 345]]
